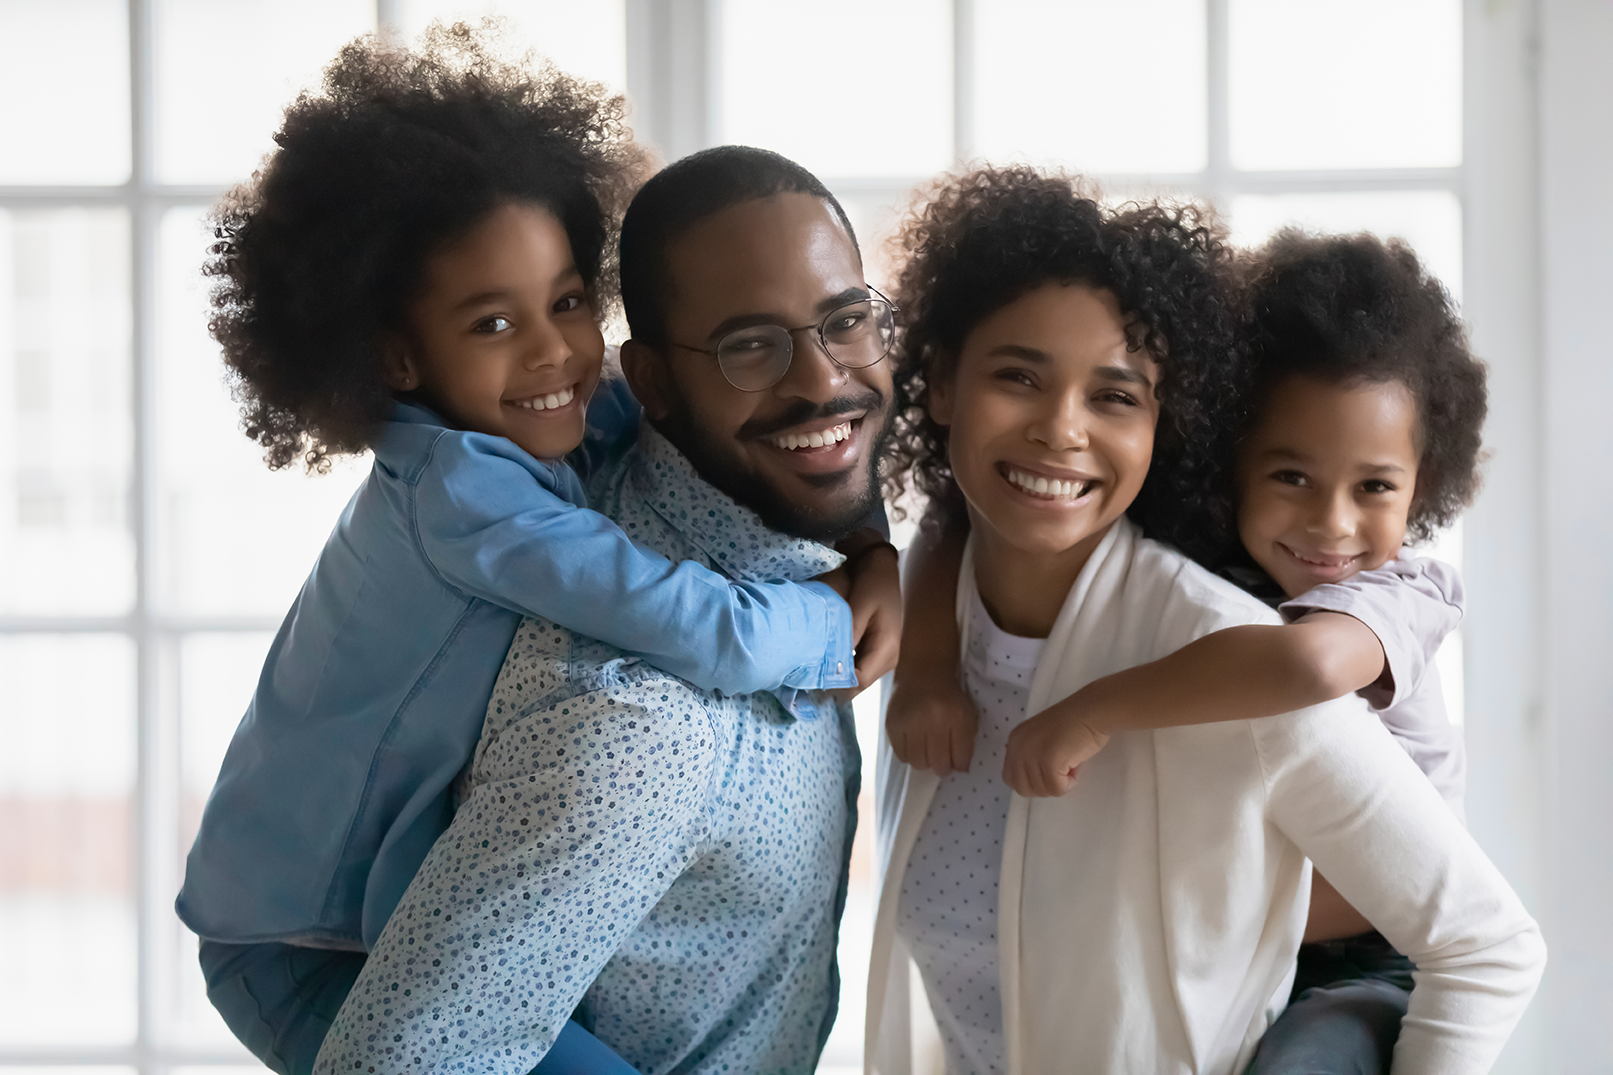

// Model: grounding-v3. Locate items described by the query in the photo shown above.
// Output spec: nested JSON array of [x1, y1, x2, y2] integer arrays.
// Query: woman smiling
[[867, 167, 1543, 1075]]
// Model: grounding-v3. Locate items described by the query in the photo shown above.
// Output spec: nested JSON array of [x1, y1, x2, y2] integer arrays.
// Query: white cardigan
[[867, 519, 1544, 1075]]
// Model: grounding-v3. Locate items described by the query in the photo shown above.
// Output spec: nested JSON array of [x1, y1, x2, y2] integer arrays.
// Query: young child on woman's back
[[889, 227, 1487, 1073], [175, 25, 895, 1075]]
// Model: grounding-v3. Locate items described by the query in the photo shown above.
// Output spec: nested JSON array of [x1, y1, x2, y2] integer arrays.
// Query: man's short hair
[[619, 145, 860, 346]]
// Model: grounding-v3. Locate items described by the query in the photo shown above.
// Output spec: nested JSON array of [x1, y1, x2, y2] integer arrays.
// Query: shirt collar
[[628, 421, 846, 584]]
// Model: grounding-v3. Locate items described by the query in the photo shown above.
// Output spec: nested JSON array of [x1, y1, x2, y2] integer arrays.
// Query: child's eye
[[993, 368, 1036, 388], [473, 315, 513, 334], [1361, 479, 1397, 495], [1272, 469, 1308, 487], [552, 294, 586, 315]]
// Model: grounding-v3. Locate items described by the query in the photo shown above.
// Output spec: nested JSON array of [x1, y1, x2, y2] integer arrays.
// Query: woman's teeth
[[1006, 467, 1092, 499], [771, 422, 852, 451], [512, 385, 575, 411]]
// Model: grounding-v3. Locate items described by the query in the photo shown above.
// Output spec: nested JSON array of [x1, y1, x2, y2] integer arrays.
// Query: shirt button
[[837, 662, 844, 674]]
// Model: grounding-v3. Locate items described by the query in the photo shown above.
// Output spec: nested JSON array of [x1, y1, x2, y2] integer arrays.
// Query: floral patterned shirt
[[314, 423, 861, 1075]]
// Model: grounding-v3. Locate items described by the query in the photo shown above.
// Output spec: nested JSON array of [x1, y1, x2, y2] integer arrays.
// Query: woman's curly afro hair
[[206, 20, 651, 471], [884, 165, 1244, 566], [1241, 229, 1488, 542]]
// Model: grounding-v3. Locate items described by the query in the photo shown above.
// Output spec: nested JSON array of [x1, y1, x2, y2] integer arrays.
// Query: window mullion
[[952, 0, 974, 163], [1205, 0, 1231, 210], [128, 0, 163, 1069]]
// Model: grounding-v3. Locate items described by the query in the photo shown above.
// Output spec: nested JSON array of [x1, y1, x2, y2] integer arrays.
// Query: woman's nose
[[1028, 393, 1088, 451]]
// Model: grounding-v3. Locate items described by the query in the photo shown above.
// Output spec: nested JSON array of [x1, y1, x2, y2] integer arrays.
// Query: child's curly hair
[[1242, 229, 1488, 542], [206, 20, 651, 471], [883, 165, 1245, 566]]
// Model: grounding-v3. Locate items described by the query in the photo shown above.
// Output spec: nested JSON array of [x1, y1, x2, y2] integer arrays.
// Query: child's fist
[[1002, 699, 1112, 797], [887, 676, 978, 776]]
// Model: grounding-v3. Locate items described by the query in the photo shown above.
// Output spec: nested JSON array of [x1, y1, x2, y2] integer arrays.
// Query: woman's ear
[[381, 334, 420, 392], [620, 338, 672, 421]]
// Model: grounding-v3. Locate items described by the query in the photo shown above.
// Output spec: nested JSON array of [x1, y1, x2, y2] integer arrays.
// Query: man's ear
[[381, 333, 421, 393], [620, 338, 672, 421], [928, 366, 955, 427]]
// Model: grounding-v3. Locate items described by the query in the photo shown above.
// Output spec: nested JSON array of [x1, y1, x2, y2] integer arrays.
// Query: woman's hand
[[1002, 693, 1113, 797], [887, 668, 979, 775]]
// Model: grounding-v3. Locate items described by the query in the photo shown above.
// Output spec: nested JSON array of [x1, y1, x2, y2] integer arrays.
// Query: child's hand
[[887, 672, 978, 775], [840, 541, 902, 698], [1002, 694, 1112, 797]]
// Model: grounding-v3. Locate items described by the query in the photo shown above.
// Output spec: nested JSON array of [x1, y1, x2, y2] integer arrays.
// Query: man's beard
[[656, 387, 892, 544]]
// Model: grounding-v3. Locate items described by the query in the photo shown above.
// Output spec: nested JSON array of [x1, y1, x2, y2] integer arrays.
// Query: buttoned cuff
[[789, 580, 858, 691]]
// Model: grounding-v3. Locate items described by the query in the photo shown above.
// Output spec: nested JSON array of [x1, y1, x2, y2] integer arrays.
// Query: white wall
[[1466, 0, 1613, 1070]]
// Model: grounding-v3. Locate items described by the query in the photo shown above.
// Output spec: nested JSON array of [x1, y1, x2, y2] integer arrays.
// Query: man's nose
[[773, 331, 848, 401], [1027, 391, 1089, 451], [521, 318, 572, 371]]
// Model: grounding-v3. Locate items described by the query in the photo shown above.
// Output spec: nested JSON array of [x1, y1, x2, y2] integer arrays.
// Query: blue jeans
[[199, 941, 639, 1075], [1246, 932, 1415, 1075]]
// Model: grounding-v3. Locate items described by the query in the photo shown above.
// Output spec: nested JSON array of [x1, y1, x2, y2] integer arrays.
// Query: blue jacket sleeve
[[413, 432, 857, 694]]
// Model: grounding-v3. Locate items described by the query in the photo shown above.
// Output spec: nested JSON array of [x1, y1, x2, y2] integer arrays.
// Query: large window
[[0, 2, 1464, 1071]]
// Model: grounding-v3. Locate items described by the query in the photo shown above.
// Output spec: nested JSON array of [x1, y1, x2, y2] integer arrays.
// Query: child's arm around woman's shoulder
[[410, 426, 869, 697], [1002, 553, 1461, 797]]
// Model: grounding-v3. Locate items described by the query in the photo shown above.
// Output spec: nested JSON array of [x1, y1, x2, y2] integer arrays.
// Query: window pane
[[1229, 0, 1462, 171], [720, 0, 952, 180], [0, 635, 137, 1046], [152, 0, 375, 185], [0, 209, 134, 615], [168, 633, 276, 1052], [153, 207, 370, 616], [396, 0, 626, 91], [0, 0, 130, 185], [973, 0, 1205, 174], [1228, 190, 1463, 302]]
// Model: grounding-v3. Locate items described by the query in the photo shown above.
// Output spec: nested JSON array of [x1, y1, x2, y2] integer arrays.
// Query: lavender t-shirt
[[1278, 551, 1467, 823]]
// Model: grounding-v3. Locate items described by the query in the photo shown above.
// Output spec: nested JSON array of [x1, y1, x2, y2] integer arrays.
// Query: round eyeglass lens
[[716, 325, 795, 391], [821, 297, 895, 369]]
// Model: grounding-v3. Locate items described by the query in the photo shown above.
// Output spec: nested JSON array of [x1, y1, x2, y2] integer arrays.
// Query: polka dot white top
[[314, 426, 861, 1075], [896, 582, 1044, 1075]]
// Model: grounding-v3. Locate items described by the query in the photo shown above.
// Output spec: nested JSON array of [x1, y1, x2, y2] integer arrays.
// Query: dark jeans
[[1245, 932, 1415, 1075], [199, 940, 639, 1075]]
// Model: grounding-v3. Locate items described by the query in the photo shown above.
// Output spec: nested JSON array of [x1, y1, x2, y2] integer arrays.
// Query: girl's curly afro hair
[[206, 20, 651, 471], [883, 165, 1245, 566], [1241, 229, 1488, 542]]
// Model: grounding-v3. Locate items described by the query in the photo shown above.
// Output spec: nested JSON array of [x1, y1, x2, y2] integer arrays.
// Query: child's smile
[[1236, 375, 1422, 599]]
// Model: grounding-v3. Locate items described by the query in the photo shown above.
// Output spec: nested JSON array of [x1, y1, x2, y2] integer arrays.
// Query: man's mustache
[[736, 389, 887, 442]]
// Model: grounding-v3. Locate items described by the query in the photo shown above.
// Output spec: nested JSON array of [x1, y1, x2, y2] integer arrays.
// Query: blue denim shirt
[[316, 424, 861, 1074], [176, 400, 854, 951]]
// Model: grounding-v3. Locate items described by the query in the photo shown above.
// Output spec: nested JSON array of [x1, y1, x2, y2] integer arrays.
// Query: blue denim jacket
[[176, 399, 854, 951]]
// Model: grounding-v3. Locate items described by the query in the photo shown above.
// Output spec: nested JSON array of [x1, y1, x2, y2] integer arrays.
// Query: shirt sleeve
[[414, 432, 856, 694], [1277, 554, 1465, 710], [314, 676, 721, 1073], [1253, 703, 1545, 1075], [568, 372, 643, 483]]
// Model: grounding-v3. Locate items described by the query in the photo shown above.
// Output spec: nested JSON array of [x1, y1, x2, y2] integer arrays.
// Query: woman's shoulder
[[1125, 532, 1282, 643]]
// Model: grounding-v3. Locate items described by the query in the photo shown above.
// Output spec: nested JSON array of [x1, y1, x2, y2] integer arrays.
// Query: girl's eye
[[553, 294, 585, 315], [992, 368, 1036, 388], [1095, 389, 1138, 407], [1361, 479, 1397, 495], [474, 315, 513, 334], [1272, 469, 1308, 487]]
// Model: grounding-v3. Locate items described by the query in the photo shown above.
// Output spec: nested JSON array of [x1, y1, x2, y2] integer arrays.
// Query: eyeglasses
[[672, 286, 898, 392]]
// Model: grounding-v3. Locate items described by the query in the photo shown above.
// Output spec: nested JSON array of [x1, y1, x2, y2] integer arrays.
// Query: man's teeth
[[1006, 467, 1091, 499], [513, 385, 575, 411], [771, 422, 852, 451]]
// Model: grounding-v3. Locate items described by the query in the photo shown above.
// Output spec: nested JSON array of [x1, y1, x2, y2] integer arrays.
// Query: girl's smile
[[931, 282, 1159, 636]]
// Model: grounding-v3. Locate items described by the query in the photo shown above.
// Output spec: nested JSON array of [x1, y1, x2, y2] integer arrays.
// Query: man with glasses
[[315, 146, 897, 1074]]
